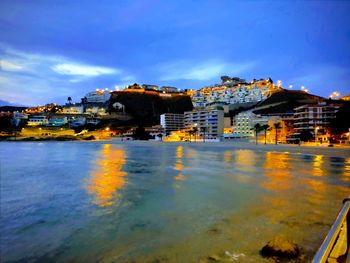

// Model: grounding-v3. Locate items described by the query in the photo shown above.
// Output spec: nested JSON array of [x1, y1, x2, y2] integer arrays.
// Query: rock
[[260, 236, 300, 259], [207, 254, 220, 261]]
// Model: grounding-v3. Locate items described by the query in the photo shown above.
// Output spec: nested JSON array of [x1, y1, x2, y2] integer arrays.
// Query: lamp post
[[315, 126, 319, 144]]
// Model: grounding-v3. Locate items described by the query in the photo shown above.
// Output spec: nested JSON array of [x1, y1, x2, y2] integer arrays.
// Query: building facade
[[27, 115, 49, 126], [160, 113, 184, 135], [184, 109, 224, 139], [292, 102, 340, 142], [85, 90, 111, 103]]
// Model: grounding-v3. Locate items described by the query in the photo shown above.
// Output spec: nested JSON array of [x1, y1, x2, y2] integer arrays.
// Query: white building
[[190, 78, 277, 108], [85, 89, 111, 103], [232, 111, 268, 137], [61, 104, 84, 114], [27, 115, 48, 126], [160, 113, 184, 135], [85, 105, 108, 116], [184, 108, 224, 139], [47, 116, 68, 126]]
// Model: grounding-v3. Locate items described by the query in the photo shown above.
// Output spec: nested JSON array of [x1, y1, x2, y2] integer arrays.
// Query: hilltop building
[[142, 84, 159, 90], [85, 89, 110, 103], [191, 77, 280, 108]]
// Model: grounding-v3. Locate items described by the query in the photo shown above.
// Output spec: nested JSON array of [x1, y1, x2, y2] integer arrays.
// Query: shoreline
[[2, 137, 349, 158]]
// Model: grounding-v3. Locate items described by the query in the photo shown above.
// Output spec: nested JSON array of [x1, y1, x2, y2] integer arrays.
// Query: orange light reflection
[[87, 144, 127, 207]]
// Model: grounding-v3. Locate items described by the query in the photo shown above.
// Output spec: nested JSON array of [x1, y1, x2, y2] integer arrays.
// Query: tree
[[67, 97, 72, 104], [132, 125, 150, 140], [253, 123, 261, 145], [273, 122, 282, 145], [261, 124, 270, 144], [188, 129, 195, 143]]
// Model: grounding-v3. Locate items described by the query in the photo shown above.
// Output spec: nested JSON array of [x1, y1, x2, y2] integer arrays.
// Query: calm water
[[0, 141, 349, 262]]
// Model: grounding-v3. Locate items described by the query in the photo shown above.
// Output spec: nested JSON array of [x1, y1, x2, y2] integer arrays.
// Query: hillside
[[108, 91, 193, 125], [253, 89, 325, 114], [0, 106, 28, 112]]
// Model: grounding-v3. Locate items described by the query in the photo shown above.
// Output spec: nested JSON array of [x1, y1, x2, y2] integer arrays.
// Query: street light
[[315, 126, 319, 144]]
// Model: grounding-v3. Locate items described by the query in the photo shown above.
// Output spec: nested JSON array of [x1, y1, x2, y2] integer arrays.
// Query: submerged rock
[[260, 236, 300, 259], [207, 254, 220, 261]]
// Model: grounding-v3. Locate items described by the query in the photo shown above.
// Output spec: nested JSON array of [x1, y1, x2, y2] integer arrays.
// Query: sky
[[0, 0, 349, 105]]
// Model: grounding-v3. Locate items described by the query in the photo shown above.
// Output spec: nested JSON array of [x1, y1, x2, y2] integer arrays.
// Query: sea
[[0, 141, 349, 262]]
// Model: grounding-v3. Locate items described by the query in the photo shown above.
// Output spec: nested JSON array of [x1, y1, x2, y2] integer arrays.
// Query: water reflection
[[174, 146, 185, 182], [312, 155, 324, 177], [223, 151, 233, 167], [87, 144, 127, 207], [262, 152, 291, 191], [234, 149, 257, 172]]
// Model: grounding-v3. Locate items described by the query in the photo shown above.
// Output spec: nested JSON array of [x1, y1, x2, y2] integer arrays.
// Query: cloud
[[0, 60, 23, 71], [0, 44, 121, 79], [51, 63, 119, 76], [158, 60, 256, 81], [0, 44, 134, 104]]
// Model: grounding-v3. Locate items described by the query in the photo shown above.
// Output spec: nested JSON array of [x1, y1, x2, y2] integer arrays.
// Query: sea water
[[0, 141, 349, 262]]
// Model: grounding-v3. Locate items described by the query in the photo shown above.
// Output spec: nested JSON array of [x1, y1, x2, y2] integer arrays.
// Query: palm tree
[[261, 124, 270, 144], [67, 97, 72, 104], [273, 122, 282, 145], [253, 123, 261, 145]]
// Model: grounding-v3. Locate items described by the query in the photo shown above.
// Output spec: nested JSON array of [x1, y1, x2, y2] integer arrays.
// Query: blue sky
[[0, 0, 349, 105]]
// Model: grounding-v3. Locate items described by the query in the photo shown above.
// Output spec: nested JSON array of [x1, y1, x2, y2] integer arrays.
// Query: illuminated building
[[85, 89, 111, 103], [190, 77, 279, 108], [142, 84, 159, 90], [232, 111, 268, 138], [61, 104, 84, 114], [184, 108, 224, 140], [292, 102, 341, 142], [47, 116, 68, 126], [160, 113, 184, 135], [27, 115, 49, 126]]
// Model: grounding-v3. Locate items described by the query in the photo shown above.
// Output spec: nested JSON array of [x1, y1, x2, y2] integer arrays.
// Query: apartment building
[[184, 109, 224, 139], [160, 113, 184, 135], [293, 102, 340, 141]]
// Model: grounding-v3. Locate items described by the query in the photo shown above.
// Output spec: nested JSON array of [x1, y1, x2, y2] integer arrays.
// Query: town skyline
[[1, 0, 350, 105]]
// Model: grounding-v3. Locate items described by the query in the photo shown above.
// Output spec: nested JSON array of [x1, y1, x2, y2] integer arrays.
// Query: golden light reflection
[[223, 151, 232, 166], [312, 155, 324, 177], [87, 144, 127, 207], [262, 152, 291, 191], [343, 158, 350, 180], [235, 150, 256, 172], [174, 146, 186, 187]]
